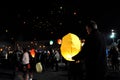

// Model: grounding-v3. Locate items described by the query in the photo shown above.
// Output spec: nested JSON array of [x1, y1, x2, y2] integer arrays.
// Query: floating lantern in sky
[[60, 33, 82, 61]]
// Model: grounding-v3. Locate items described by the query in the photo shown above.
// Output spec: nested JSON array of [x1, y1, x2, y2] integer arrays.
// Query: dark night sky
[[0, 0, 120, 43]]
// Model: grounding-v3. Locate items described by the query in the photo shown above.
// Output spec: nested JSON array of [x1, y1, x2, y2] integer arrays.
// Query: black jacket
[[73, 29, 107, 80]]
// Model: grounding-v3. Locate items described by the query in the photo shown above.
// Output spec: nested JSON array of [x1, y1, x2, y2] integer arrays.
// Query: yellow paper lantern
[[36, 62, 43, 73], [60, 33, 82, 61]]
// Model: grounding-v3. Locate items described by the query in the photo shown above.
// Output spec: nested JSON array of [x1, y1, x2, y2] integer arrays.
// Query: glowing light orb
[[60, 33, 82, 61], [57, 39, 62, 44], [36, 62, 43, 73], [30, 48, 36, 58]]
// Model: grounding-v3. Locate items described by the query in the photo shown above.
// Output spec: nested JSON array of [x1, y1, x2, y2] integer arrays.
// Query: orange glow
[[57, 39, 62, 44], [30, 48, 36, 58]]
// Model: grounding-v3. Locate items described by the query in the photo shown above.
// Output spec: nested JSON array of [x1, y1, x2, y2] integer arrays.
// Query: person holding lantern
[[73, 20, 107, 80]]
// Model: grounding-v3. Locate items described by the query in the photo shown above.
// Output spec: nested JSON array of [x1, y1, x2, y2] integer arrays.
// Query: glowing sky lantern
[[30, 48, 36, 58], [57, 39, 62, 44], [60, 33, 82, 61], [36, 62, 43, 73]]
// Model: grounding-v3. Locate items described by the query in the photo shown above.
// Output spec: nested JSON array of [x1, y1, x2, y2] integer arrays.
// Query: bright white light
[[110, 32, 115, 39], [111, 29, 114, 32], [49, 40, 53, 45], [60, 6, 63, 10], [5, 29, 8, 32]]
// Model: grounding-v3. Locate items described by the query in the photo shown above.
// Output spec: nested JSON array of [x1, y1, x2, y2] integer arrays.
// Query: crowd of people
[[0, 46, 62, 80], [0, 20, 120, 80], [15, 48, 61, 80]]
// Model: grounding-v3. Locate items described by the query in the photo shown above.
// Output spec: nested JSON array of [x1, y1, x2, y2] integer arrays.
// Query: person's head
[[23, 48, 27, 52], [85, 20, 98, 34]]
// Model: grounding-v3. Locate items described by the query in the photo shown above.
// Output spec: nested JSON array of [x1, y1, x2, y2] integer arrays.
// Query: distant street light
[[110, 29, 116, 43]]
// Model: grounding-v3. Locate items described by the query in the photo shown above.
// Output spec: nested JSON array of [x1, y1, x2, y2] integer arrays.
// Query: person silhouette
[[109, 46, 119, 72], [73, 20, 107, 80]]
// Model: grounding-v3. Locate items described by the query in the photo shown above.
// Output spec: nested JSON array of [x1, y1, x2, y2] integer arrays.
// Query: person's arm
[[22, 53, 26, 63]]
